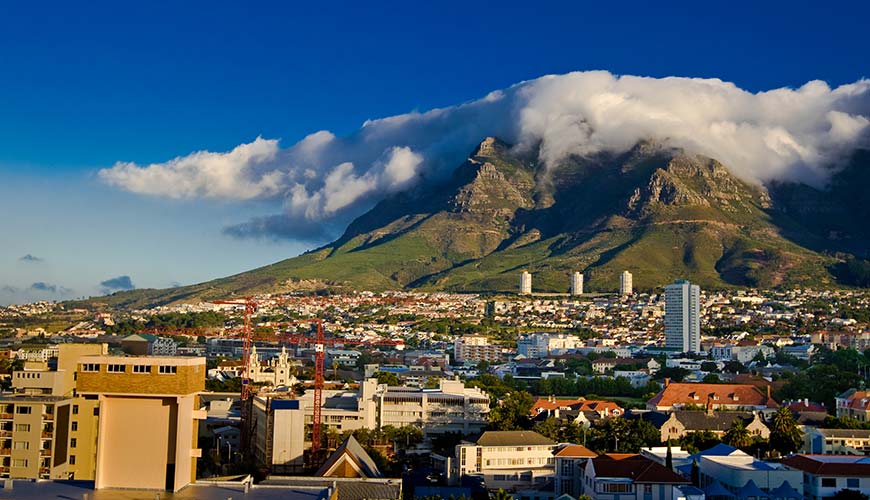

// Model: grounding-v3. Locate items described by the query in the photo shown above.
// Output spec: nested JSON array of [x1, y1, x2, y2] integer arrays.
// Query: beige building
[[251, 396, 306, 474], [0, 343, 107, 481], [76, 355, 205, 492], [454, 431, 557, 491], [454, 335, 501, 363]]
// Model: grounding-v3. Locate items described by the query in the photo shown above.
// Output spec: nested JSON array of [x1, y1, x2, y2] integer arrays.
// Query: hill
[[84, 138, 869, 308]]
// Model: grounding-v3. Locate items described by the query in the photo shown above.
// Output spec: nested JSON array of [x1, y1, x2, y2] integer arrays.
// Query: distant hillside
[[80, 138, 870, 309]]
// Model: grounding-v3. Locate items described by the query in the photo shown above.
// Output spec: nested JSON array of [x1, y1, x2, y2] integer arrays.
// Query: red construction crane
[[211, 297, 259, 400]]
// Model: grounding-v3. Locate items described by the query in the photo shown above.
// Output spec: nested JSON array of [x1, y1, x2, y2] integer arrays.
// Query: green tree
[[769, 407, 803, 455], [491, 489, 512, 500], [374, 371, 401, 386], [488, 391, 534, 431], [723, 420, 753, 450], [678, 430, 721, 454], [534, 418, 584, 444], [832, 490, 870, 500]]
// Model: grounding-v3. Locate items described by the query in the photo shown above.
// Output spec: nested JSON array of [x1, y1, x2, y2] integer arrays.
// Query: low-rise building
[[582, 454, 690, 500], [637, 410, 769, 442], [554, 443, 597, 498], [454, 335, 501, 364], [782, 455, 870, 500], [454, 430, 557, 491], [646, 382, 778, 412], [805, 428, 870, 455]]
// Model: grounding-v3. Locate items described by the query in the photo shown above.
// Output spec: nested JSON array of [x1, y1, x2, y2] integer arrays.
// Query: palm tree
[[769, 407, 804, 455], [723, 420, 753, 450]]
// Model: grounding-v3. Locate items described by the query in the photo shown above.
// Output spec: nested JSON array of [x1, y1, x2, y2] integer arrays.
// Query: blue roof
[[688, 443, 740, 460]]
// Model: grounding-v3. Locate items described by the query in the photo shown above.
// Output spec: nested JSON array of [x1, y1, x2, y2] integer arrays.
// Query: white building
[[571, 272, 584, 296], [665, 280, 701, 353], [251, 396, 306, 474], [783, 455, 870, 500], [517, 333, 582, 358], [247, 345, 299, 387], [454, 431, 556, 491], [620, 271, 633, 296], [582, 454, 690, 500], [454, 335, 501, 363], [520, 271, 532, 295]]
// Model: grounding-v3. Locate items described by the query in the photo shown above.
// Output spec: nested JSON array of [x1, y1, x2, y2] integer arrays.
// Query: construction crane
[[206, 297, 403, 467]]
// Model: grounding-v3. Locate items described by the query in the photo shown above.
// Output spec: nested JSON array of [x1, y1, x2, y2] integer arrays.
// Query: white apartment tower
[[619, 270, 633, 296], [665, 279, 701, 353], [520, 270, 532, 295], [570, 272, 584, 295]]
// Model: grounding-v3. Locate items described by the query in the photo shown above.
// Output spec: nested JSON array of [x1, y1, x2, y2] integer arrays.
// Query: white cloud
[[100, 71, 870, 240]]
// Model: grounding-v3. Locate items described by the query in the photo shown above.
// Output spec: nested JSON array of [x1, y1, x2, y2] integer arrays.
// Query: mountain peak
[[472, 136, 511, 158]]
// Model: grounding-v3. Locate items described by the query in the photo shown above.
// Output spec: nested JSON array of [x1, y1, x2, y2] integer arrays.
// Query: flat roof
[[0, 480, 328, 500], [78, 355, 205, 366]]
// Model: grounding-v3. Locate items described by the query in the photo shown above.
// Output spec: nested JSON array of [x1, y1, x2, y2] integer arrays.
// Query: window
[[72, 405, 79, 415], [644, 485, 653, 493], [70, 455, 76, 465], [822, 478, 837, 488], [14, 424, 30, 432], [158, 365, 177, 374], [70, 438, 77, 448], [12, 459, 27, 467], [132, 365, 150, 374], [15, 406, 31, 415], [13, 441, 29, 450], [848, 479, 860, 488], [107, 364, 125, 373], [603, 483, 633, 493], [81, 363, 99, 372], [93, 407, 99, 417], [71, 421, 78, 431]]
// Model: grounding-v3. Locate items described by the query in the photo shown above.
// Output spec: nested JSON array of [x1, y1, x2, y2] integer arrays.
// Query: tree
[[769, 407, 803, 455], [534, 418, 584, 444], [678, 430, 721, 454], [832, 490, 870, 500], [374, 371, 401, 386], [665, 440, 673, 470], [488, 391, 534, 431], [491, 489, 512, 500], [723, 420, 753, 450]]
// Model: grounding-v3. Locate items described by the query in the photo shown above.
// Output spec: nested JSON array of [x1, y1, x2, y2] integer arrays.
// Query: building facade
[[665, 280, 701, 353], [454, 431, 556, 491], [620, 271, 633, 296], [571, 272, 584, 296], [76, 356, 205, 492], [454, 335, 501, 363], [520, 271, 532, 295]]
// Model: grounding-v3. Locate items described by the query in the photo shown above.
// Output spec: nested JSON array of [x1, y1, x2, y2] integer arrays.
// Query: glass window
[[14, 424, 30, 432], [71, 421, 78, 431], [13, 441, 29, 450], [107, 364, 125, 373], [81, 363, 100, 372], [822, 478, 837, 488], [132, 365, 150, 374], [15, 406, 31, 415], [70, 455, 76, 465], [848, 479, 860, 488], [12, 459, 27, 467], [158, 365, 177, 374], [70, 438, 77, 448], [72, 405, 78, 415]]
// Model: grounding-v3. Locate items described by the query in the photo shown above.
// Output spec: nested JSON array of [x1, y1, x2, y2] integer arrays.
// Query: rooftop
[[476, 431, 555, 447]]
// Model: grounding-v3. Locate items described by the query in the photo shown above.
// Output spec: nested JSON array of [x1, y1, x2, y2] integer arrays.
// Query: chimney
[[767, 385, 771, 398], [664, 378, 671, 387]]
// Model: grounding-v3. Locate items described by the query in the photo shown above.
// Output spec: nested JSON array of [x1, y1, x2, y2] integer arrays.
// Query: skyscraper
[[570, 272, 584, 295], [620, 271, 633, 296], [519, 271, 532, 295], [665, 279, 701, 353]]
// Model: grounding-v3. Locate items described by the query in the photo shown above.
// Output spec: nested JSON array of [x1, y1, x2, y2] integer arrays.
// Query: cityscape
[[1, 2, 869, 500]]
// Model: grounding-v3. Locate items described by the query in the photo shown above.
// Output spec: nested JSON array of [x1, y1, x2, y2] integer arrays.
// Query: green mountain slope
[[86, 138, 865, 308]]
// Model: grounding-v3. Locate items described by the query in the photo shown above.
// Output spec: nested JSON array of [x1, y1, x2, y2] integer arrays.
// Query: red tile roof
[[647, 382, 778, 409], [555, 444, 597, 458], [781, 455, 870, 476], [591, 454, 690, 484], [531, 397, 624, 416]]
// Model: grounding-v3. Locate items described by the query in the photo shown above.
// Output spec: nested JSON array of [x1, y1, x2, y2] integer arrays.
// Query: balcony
[[40, 449, 51, 457], [41, 432, 52, 439], [0, 449, 9, 456], [0, 414, 12, 420], [41, 414, 53, 421]]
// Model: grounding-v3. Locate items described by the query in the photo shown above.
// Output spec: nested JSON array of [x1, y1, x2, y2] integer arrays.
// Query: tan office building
[[76, 356, 205, 492]]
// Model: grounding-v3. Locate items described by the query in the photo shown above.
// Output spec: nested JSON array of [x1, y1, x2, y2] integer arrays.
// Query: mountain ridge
[[78, 137, 870, 309]]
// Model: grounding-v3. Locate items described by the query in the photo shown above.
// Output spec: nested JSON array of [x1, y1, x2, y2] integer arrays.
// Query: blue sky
[[1, 1, 868, 304]]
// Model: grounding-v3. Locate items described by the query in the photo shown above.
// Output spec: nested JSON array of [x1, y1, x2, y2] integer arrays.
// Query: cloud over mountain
[[99, 71, 870, 240], [99, 275, 135, 293]]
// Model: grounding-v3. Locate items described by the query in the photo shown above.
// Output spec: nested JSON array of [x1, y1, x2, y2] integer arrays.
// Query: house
[[532, 395, 624, 419], [695, 449, 802, 496], [454, 430, 557, 491], [592, 358, 660, 375], [635, 410, 769, 442], [582, 454, 690, 500], [782, 455, 870, 500], [554, 443, 597, 498], [786, 400, 828, 426], [836, 389, 870, 422], [804, 428, 870, 455], [646, 382, 778, 412]]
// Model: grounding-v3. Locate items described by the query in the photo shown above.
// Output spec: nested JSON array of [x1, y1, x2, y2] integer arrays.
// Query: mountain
[[87, 138, 868, 308]]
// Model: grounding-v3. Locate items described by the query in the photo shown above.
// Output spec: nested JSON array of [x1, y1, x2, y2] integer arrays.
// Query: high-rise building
[[570, 272, 584, 295], [665, 280, 701, 353], [620, 271, 633, 296], [76, 356, 205, 492], [519, 271, 532, 295], [454, 335, 501, 364]]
